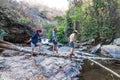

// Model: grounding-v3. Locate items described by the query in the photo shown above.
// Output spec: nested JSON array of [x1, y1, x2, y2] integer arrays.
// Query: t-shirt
[[31, 32, 41, 45], [52, 31, 57, 41]]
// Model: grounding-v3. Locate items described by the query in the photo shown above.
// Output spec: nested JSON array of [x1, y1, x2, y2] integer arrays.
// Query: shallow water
[[80, 59, 120, 80]]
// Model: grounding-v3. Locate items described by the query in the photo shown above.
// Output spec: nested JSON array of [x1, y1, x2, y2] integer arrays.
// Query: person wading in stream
[[68, 30, 78, 60], [25, 29, 42, 57], [52, 27, 58, 54]]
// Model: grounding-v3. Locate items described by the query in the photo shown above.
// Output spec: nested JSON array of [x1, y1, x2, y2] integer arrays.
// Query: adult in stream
[[68, 30, 78, 60], [25, 29, 42, 57]]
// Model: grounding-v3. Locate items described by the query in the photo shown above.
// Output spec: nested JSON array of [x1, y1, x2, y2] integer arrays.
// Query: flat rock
[[2, 50, 20, 57]]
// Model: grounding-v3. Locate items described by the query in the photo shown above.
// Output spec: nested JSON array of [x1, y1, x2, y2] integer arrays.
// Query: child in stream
[[68, 30, 78, 60], [25, 29, 42, 57]]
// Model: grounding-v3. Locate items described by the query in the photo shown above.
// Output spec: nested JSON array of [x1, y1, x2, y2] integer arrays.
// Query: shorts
[[52, 40, 57, 45], [31, 42, 41, 49], [69, 42, 74, 48]]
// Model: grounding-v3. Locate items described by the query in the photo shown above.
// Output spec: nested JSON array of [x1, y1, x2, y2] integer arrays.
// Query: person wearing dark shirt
[[26, 29, 42, 57]]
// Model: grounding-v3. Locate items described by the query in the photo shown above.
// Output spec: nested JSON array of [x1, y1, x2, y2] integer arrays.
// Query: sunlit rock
[[113, 38, 120, 46], [101, 45, 120, 58]]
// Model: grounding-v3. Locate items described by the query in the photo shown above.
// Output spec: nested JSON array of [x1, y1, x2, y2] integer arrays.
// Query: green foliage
[[65, 0, 116, 42], [50, 16, 68, 44], [57, 24, 68, 44], [0, 29, 7, 39], [70, 7, 84, 22], [43, 24, 54, 39], [54, 16, 65, 24], [65, 12, 74, 37], [48, 0, 118, 43], [18, 17, 27, 23], [47, 23, 68, 44], [48, 28, 53, 40]]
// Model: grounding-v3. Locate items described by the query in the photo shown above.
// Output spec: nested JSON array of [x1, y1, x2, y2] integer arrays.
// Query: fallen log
[[88, 58, 120, 79], [0, 39, 17, 50]]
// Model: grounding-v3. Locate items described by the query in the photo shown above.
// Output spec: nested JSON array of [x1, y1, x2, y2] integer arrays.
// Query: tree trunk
[[0, 39, 18, 50]]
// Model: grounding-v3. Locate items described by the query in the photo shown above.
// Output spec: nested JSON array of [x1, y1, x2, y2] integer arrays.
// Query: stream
[[0, 40, 120, 80]]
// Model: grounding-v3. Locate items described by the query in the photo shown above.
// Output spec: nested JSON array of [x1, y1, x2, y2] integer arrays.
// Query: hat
[[36, 29, 42, 33], [74, 30, 78, 33]]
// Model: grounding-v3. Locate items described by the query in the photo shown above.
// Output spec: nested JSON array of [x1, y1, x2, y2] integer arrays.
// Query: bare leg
[[55, 45, 58, 53], [53, 45, 58, 53], [53, 45, 55, 53], [38, 43, 42, 52], [31, 48, 34, 57], [69, 48, 74, 60]]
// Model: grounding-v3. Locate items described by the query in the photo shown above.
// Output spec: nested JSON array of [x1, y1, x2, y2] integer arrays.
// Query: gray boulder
[[101, 45, 120, 58], [2, 50, 21, 57], [113, 38, 120, 46]]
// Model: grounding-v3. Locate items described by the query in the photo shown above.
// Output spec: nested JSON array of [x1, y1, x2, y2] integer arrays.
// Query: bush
[[0, 29, 7, 39], [48, 28, 53, 41], [57, 24, 68, 44], [18, 17, 27, 23]]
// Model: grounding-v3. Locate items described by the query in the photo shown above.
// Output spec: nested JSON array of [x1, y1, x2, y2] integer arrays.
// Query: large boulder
[[112, 38, 120, 46], [101, 45, 120, 58], [0, 7, 34, 43], [3, 23, 33, 43]]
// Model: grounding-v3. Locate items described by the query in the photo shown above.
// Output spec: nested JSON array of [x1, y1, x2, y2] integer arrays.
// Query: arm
[[25, 38, 31, 44], [25, 33, 36, 43]]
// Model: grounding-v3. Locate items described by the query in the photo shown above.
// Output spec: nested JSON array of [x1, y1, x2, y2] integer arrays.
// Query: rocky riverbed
[[0, 44, 83, 80], [0, 39, 120, 80]]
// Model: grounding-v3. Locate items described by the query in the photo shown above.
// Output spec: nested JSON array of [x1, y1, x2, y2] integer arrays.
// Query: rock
[[4, 24, 33, 43], [58, 46, 70, 52], [47, 46, 53, 51], [0, 54, 82, 80], [0, 43, 83, 80], [0, 59, 6, 71], [81, 39, 95, 46], [21, 54, 31, 60], [58, 43, 64, 47], [64, 65, 80, 78], [2, 50, 20, 57], [79, 46, 88, 51], [0, 7, 34, 43], [74, 42, 80, 48], [90, 44, 101, 54], [101, 45, 120, 58], [34, 56, 45, 66], [0, 48, 4, 53], [113, 38, 120, 46]]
